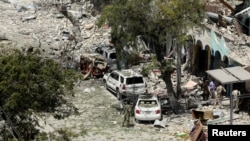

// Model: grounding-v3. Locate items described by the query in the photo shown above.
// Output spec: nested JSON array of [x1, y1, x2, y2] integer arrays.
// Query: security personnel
[[121, 101, 132, 127], [215, 84, 226, 107]]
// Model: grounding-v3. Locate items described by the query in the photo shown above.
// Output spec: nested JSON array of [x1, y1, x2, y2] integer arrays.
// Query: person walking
[[215, 84, 226, 107], [121, 101, 132, 127]]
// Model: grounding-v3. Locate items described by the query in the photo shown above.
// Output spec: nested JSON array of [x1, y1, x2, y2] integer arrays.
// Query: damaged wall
[[188, 0, 250, 75]]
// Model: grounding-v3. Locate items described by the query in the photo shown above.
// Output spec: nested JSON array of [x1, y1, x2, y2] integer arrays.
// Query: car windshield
[[126, 77, 144, 84], [138, 100, 158, 108]]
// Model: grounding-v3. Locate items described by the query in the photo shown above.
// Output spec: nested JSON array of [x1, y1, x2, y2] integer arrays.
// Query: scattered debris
[[189, 119, 206, 141], [191, 109, 214, 121], [153, 119, 165, 128], [79, 53, 108, 79]]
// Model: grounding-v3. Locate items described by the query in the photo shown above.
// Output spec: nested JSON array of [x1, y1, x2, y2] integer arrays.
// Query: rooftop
[[117, 69, 143, 77], [203, 0, 250, 66]]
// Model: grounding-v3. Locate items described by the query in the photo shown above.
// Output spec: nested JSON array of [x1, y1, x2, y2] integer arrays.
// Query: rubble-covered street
[[1, 0, 250, 140], [37, 77, 250, 141]]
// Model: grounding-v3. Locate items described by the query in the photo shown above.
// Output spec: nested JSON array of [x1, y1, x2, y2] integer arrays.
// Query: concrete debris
[[0, 0, 112, 67], [22, 14, 36, 22], [153, 119, 166, 128], [183, 80, 198, 89], [204, 0, 250, 66], [213, 110, 224, 118], [0, 0, 250, 140], [83, 88, 91, 93], [84, 23, 95, 30]]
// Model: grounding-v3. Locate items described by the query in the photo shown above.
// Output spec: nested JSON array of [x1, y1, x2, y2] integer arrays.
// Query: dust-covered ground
[[42, 78, 195, 141], [38, 78, 250, 141]]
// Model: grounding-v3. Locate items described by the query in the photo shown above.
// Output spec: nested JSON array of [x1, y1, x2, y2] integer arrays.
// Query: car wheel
[[160, 114, 163, 121], [116, 89, 121, 100], [119, 101, 124, 109], [103, 80, 108, 89], [134, 118, 139, 124]]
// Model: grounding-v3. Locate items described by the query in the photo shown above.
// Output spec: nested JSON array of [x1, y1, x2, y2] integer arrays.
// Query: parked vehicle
[[103, 69, 147, 100], [134, 94, 162, 122], [79, 53, 109, 79], [95, 45, 117, 70]]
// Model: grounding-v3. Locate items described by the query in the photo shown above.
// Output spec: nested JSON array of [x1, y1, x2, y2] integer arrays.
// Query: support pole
[[229, 83, 233, 125]]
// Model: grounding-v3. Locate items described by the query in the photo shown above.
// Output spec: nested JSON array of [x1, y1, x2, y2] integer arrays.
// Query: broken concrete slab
[[153, 119, 166, 128]]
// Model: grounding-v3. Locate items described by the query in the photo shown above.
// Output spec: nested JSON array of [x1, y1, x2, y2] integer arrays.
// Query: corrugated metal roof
[[226, 66, 250, 81], [206, 66, 250, 84]]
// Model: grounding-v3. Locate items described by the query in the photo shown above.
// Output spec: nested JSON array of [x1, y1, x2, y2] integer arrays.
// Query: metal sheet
[[206, 69, 238, 84], [226, 66, 250, 81], [206, 66, 250, 126], [206, 66, 250, 84]]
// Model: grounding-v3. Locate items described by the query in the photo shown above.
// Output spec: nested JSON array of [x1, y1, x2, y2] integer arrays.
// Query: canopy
[[206, 66, 250, 84]]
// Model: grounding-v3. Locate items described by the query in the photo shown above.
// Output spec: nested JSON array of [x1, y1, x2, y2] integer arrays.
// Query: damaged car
[[134, 94, 162, 123]]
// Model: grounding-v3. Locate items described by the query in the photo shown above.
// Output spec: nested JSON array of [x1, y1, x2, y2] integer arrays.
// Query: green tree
[[97, 0, 205, 105], [0, 49, 78, 140]]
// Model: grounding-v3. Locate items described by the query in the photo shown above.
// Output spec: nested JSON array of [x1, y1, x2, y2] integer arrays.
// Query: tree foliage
[[0, 49, 77, 140], [97, 0, 153, 69], [98, 0, 205, 98]]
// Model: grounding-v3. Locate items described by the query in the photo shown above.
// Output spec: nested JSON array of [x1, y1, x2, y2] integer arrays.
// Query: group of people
[[200, 78, 242, 109], [200, 79, 226, 107]]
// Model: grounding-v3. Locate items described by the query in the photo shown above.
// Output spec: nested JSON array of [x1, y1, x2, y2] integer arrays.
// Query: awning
[[206, 66, 250, 84], [206, 66, 250, 125]]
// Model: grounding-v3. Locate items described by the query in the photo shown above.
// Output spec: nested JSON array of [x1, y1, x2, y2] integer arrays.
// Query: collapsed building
[[187, 0, 250, 112]]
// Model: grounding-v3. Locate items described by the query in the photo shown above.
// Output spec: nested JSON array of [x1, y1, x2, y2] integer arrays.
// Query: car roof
[[101, 46, 116, 53], [138, 94, 158, 100], [115, 69, 143, 78]]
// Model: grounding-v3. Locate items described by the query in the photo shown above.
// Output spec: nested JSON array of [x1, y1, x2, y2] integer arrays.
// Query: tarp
[[183, 80, 198, 89]]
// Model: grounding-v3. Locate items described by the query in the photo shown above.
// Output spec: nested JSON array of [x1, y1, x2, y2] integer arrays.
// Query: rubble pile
[[204, 0, 250, 66], [0, 0, 111, 66], [1, 0, 250, 140]]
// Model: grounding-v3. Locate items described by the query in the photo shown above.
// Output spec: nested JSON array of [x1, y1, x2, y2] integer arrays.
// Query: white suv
[[103, 69, 147, 100]]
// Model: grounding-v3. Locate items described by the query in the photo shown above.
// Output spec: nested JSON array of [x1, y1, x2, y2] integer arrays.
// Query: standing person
[[232, 89, 241, 111], [201, 80, 210, 101], [209, 79, 216, 99], [121, 101, 132, 127], [215, 83, 226, 107]]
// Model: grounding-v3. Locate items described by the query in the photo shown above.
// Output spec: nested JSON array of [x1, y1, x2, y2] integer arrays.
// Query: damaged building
[[188, 0, 250, 112]]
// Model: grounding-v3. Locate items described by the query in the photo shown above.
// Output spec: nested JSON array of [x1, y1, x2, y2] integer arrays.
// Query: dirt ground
[[34, 76, 250, 141], [41, 78, 195, 141]]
